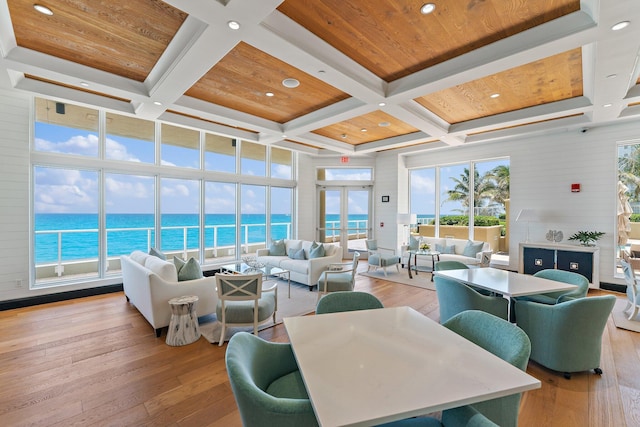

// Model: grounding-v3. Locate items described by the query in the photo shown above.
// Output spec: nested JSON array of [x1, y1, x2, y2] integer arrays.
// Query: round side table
[[166, 295, 201, 346]]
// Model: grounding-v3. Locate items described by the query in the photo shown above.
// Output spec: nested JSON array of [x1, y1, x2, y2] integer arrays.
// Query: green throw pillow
[[173, 256, 203, 281], [269, 239, 286, 256], [309, 243, 325, 259], [435, 243, 456, 254], [408, 236, 420, 251], [462, 240, 484, 258], [149, 247, 166, 260]]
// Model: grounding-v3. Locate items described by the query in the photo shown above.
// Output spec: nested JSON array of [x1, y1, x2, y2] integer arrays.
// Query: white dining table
[[433, 267, 579, 320], [433, 267, 579, 298], [283, 306, 540, 427]]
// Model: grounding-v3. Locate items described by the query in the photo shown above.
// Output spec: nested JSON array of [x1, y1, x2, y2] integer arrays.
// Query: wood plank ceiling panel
[[185, 42, 350, 124], [313, 110, 419, 145], [278, 0, 580, 82], [7, 0, 186, 82], [415, 48, 584, 124]]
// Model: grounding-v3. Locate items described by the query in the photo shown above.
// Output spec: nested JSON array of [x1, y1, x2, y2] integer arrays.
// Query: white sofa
[[256, 240, 342, 289], [401, 237, 492, 269], [121, 251, 218, 337]]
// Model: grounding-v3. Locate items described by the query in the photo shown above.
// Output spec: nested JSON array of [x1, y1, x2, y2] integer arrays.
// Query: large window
[[34, 98, 99, 157], [410, 158, 509, 253], [105, 173, 155, 274], [31, 97, 296, 287], [106, 114, 155, 163], [161, 123, 199, 168], [617, 143, 640, 268], [33, 166, 100, 281]]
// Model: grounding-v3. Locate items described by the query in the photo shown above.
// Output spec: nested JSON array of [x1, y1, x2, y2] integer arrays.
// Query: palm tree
[[446, 168, 497, 215], [486, 164, 510, 207]]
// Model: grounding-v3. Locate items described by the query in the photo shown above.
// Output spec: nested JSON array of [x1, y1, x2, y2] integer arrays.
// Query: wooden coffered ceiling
[[1, 0, 640, 156]]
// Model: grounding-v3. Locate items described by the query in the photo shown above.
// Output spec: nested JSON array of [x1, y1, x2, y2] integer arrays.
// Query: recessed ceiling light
[[282, 134, 287, 138], [490, 93, 500, 99], [33, 4, 53, 15], [611, 21, 630, 31], [604, 103, 613, 108], [228, 21, 240, 30], [341, 134, 347, 138], [265, 92, 274, 97], [420, 3, 435, 15], [80, 82, 89, 87], [606, 73, 618, 79], [379, 122, 390, 127], [153, 101, 162, 106], [379, 102, 386, 107], [282, 78, 300, 88], [361, 128, 367, 132]]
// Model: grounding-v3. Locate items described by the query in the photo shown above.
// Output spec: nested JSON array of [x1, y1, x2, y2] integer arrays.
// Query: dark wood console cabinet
[[519, 242, 600, 287]]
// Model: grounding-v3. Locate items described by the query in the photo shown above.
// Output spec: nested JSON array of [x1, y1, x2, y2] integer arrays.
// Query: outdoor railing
[[35, 222, 292, 278]]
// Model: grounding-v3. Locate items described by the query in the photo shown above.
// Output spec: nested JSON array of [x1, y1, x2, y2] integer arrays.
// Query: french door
[[317, 186, 372, 259]]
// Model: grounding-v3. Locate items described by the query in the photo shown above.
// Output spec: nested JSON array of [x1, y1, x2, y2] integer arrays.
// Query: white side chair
[[317, 251, 360, 301], [215, 273, 277, 346], [620, 259, 640, 320], [365, 239, 400, 276]]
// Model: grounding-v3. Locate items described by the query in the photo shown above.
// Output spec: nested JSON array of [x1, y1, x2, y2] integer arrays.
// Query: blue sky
[[34, 123, 291, 215]]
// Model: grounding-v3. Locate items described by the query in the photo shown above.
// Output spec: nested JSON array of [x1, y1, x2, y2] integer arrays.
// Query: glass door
[[317, 186, 371, 259]]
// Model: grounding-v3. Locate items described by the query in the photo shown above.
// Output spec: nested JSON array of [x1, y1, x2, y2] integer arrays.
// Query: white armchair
[[365, 239, 400, 276], [317, 251, 360, 301]]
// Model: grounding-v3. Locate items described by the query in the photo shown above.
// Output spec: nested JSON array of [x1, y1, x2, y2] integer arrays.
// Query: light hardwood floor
[[1, 265, 639, 427]]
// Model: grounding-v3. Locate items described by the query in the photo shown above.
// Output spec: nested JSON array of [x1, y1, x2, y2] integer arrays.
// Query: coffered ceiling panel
[[277, 0, 579, 82], [7, 0, 186, 82], [313, 111, 419, 145], [416, 49, 583, 124], [185, 42, 350, 124]]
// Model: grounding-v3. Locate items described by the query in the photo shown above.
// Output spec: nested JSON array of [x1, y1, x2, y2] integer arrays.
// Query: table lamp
[[516, 209, 539, 243]]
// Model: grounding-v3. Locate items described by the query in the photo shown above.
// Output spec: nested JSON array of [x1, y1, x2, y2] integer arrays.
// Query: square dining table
[[432, 267, 579, 298], [433, 267, 579, 321], [284, 306, 540, 427]]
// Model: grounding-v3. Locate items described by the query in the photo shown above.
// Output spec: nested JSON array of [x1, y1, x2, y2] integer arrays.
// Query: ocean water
[[34, 213, 370, 263]]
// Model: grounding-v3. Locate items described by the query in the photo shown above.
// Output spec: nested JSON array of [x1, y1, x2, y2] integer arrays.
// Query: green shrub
[[631, 214, 640, 222], [428, 215, 500, 226]]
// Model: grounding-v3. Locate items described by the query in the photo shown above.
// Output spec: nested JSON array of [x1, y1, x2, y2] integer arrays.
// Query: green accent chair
[[317, 251, 360, 301], [434, 260, 494, 296], [620, 259, 640, 320], [316, 291, 383, 314], [215, 273, 277, 346], [515, 269, 589, 305], [225, 332, 318, 427], [434, 276, 508, 323], [366, 239, 400, 276], [383, 311, 529, 427], [442, 310, 531, 427], [434, 260, 468, 271], [514, 295, 616, 379], [377, 405, 498, 426]]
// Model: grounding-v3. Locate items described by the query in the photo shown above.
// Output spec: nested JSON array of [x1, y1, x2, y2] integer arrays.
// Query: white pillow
[[129, 250, 149, 265], [144, 256, 178, 282]]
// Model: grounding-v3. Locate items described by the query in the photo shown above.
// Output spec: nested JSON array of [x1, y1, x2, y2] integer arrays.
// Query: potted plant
[[568, 231, 605, 246]]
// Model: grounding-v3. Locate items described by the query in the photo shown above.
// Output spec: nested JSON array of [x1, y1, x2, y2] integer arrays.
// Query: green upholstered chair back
[[514, 295, 616, 376], [225, 332, 318, 427], [442, 310, 531, 427], [531, 269, 589, 302], [316, 291, 384, 314], [434, 260, 469, 271], [434, 276, 508, 323]]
